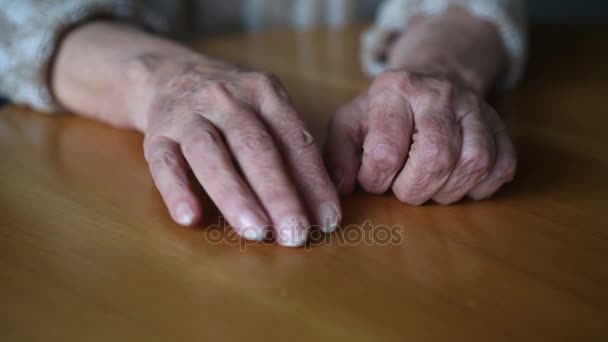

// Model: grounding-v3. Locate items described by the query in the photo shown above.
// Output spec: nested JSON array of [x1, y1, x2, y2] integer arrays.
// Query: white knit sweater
[[0, 0, 526, 112]]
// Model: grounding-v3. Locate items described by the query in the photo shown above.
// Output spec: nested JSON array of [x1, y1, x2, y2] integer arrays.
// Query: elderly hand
[[325, 69, 516, 204], [51, 22, 340, 247], [134, 55, 341, 246]]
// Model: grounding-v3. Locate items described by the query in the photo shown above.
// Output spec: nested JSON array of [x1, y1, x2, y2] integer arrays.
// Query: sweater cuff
[[361, 0, 527, 89], [0, 0, 167, 113]]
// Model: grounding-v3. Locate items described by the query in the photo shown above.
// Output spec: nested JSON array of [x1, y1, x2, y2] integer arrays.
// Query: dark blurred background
[[527, 0, 608, 23], [348, 0, 608, 23]]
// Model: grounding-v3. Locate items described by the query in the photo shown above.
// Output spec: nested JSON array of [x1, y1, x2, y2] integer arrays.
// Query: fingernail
[[318, 202, 339, 233], [239, 211, 270, 241], [242, 228, 270, 241], [176, 203, 195, 226], [277, 217, 308, 247]]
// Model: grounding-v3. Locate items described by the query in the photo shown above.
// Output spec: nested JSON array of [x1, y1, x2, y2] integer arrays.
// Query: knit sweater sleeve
[[0, 0, 167, 112]]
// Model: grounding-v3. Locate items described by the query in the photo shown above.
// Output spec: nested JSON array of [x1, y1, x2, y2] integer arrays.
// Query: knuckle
[[416, 141, 455, 175], [224, 111, 257, 127], [166, 72, 197, 93], [202, 81, 233, 104], [367, 141, 400, 171], [392, 184, 425, 206], [143, 136, 158, 159], [461, 91, 483, 111], [149, 150, 180, 172], [418, 78, 455, 104], [281, 126, 315, 150], [234, 129, 274, 154], [182, 128, 222, 157], [249, 71, 280, 91], [468, 156, 517, 201], [376, 70, 411, 89], [434, 79, 455, 96], [420, 115, 454, 137], [461, 147, 492, 176]]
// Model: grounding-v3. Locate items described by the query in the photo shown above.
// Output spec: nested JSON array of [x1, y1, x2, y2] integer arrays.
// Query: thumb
[[324, 93, 367, 195]]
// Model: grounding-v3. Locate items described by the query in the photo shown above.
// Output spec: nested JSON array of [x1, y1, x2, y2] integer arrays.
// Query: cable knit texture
[[0, 0, 526, 113]]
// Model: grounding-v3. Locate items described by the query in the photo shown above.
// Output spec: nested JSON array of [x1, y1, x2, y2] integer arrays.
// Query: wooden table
[[1, 25, 607, 341]]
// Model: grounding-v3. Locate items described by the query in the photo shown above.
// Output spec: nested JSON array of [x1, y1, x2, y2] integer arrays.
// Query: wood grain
[[1, 24, 607, 341]]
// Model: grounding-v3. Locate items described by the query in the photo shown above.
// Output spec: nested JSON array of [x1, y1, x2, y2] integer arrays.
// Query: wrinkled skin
[[325, 70, 517, 204], [139, 56, 341, 246], [52, 12, 516, 248]]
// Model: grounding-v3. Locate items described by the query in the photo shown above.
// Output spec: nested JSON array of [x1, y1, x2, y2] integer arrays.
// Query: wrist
[[51, 20, 213, 131], [122, 52, 200, 132], [386, 8, 506, 94], [388, 47, 486, 93]]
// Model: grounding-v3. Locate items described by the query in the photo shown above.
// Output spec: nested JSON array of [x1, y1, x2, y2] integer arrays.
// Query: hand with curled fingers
[[137, 56, 341, 247], [325, 69, 517, 204]]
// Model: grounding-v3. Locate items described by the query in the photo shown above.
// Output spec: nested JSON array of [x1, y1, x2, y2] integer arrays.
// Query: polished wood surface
[[1, 25, 607, 341]]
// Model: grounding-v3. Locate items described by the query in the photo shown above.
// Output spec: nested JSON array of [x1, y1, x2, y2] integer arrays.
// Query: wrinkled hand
[[138, 56, 341, 246], [326, 70, 516, 204]]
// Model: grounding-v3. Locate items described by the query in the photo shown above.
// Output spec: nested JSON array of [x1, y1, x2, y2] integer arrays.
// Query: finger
[[178, 117, 272, 241], [325, 93, 366, 196], [468, 128, 517, 200], [468, 106, 517, 200], [392, 103, 462, 205], [254, 74, 342, 233], [202, 83, 310, 247], [221, 114, 310, 246], [144, 136, 202, 226], [358, 84, 413, 194], [432, 109, 496, 204]]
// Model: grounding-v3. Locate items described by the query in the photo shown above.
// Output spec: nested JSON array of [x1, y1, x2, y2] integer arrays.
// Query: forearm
[[387, 7, 507, 94], [52, 21, 203, 131]]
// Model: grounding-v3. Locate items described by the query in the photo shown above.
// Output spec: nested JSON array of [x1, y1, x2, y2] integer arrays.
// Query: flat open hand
[[326, 70, 517, 204], [138, 56, 341, 246]]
